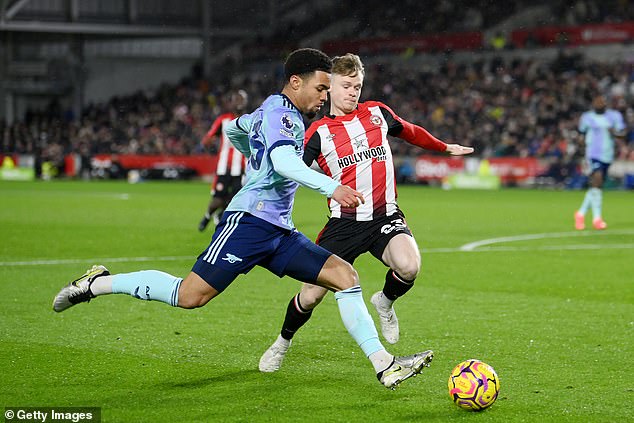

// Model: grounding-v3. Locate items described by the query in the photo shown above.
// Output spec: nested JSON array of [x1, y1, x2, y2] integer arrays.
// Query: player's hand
[[332, 185, 365, 208], [446, 144, 474, 156]]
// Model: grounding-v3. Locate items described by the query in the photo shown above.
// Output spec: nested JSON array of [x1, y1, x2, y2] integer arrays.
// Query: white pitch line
[[2, 231, 633, 267], [422, 243, 634, 253], [459, 229, 634, 251], [0, 256, 192, 266]]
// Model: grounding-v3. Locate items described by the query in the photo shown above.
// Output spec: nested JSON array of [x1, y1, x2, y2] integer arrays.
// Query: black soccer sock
[[382, 269, 415, 301], [280, 294, 313, 341]]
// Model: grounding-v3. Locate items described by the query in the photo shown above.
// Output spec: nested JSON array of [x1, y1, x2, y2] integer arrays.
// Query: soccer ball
[[448, 359, 500, 411]]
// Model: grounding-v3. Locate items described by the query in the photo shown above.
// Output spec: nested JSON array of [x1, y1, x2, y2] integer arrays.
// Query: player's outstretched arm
[[270, 144, 340, 196], [270, 145, 364, 207], [397, 119, 472, 156], [445, 144, 475, 156]]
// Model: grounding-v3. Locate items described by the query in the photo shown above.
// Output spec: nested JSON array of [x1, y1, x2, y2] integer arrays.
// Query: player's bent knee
[[299, 285, 328, 309], [338, 261, 359, 289], [177, 272, 219, 309], [394, 264, 420, 282], [317, 255, 359, 291], [177, 292, 211, 309]]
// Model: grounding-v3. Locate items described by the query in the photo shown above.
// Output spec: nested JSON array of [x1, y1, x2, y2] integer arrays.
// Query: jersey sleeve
[[262, 106, 300, 153], [225, 115, 252, 158], [610, 110, 626, 133], [270, 144, 339, 197], [578, 113, 589, 134], [303, 126, 322, 166], [202, 115, 224, 144], [376, 102, 447, 152], [209, 115, 224, 137]]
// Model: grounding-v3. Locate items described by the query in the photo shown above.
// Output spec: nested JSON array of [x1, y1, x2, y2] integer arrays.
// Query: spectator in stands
[[2, 51, 632, 187], [490, 31, 509, 51]]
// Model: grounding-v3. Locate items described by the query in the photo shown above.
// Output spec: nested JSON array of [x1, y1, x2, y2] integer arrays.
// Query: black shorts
[[212, 174, 243, 200], [316, 208, 413, 265]]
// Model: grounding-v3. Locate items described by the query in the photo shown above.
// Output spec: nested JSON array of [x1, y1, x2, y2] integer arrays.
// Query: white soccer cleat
[[370, 291, 400, 344], [377, 350, 434, 390], [212, 210, 221, 225], [52, 265, 109, 312], [259, 339, 291, 373]]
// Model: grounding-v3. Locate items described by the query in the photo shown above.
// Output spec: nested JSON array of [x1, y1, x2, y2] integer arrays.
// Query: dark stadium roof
[[0, 0, 285, 42]]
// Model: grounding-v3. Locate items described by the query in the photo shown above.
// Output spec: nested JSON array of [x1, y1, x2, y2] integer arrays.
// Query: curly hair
[[284, 48, 332, 80]]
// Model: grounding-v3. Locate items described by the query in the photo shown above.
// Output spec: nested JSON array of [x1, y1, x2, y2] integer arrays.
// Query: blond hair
[[332, 53, 365, 77]]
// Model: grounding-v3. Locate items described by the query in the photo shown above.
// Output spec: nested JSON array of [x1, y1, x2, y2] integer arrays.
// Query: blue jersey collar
[[279, 93, 300, 113]]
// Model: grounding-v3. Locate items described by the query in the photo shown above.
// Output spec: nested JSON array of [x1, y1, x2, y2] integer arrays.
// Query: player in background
[[198, 89, 249, 231], [259, 53, 473, 373], [53, 48, 433, 390], [574, 95, 625, 230]]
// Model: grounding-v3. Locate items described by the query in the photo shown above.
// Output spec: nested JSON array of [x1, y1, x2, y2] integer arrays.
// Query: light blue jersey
[[578, 109, 625, 163], [224, 94, 339, 230]]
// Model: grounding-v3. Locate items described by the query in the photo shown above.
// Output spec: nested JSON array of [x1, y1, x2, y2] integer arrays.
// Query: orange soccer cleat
[[574, 211, 585, 230], [593, 217, 607, 230]]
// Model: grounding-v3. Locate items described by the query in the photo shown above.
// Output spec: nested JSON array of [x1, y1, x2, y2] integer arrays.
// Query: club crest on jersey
[[222, 253, 243, 264], [370, 115, 383, 126]]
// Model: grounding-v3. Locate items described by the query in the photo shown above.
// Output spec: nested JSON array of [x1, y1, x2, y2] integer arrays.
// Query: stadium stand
[[1, 0, 633, 186]]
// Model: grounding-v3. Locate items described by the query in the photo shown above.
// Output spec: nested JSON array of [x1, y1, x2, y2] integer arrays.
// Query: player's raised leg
[[53, 213, 248, 312], [53, 265, 112, 312], [52, 265, 223, 312]]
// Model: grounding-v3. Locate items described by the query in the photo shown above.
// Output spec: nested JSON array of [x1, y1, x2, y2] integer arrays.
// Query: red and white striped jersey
[[305, 100, 447, 221], [204, 112, 246, 176], [303, 101, 403, 221]]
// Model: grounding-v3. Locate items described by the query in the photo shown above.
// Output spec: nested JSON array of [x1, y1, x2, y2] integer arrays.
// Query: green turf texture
[[1, 180, 632, 422]]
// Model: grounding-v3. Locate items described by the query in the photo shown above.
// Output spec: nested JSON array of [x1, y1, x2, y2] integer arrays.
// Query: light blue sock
[[589, 188, 602, 219], [578, 189, 592, 215], [112, 270, 182, 307], [334, 286, 384, 357]]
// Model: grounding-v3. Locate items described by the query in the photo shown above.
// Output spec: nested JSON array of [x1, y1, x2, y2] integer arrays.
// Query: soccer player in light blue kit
[[53, 48, 433, 389], [574, 95, 625, 230]]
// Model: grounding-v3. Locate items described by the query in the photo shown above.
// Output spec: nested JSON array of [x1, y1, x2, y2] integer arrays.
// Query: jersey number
[[249, 118, 265, 170]]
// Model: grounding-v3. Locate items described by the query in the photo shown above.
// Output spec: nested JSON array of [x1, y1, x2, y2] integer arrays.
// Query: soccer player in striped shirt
[[198, 89, 249, 231], [259, 53, 473, 373], [53, 48, 433, 389], [574, 95, 625, 230]]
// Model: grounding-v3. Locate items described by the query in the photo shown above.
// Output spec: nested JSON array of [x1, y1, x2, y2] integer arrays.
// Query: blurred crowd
[[349, 0, 634, 38], [551, 0, 634, 26], [1, 49, 633, 183], [247, 0, 634, 57], [370, 51, 634, 161]]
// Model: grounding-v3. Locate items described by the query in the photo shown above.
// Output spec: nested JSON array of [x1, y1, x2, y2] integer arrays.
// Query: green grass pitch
[[1, 180, 632, 422]]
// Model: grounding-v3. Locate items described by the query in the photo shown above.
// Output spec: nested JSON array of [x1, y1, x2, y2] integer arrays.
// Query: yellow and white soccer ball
[[448, 359, 500, 411]]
